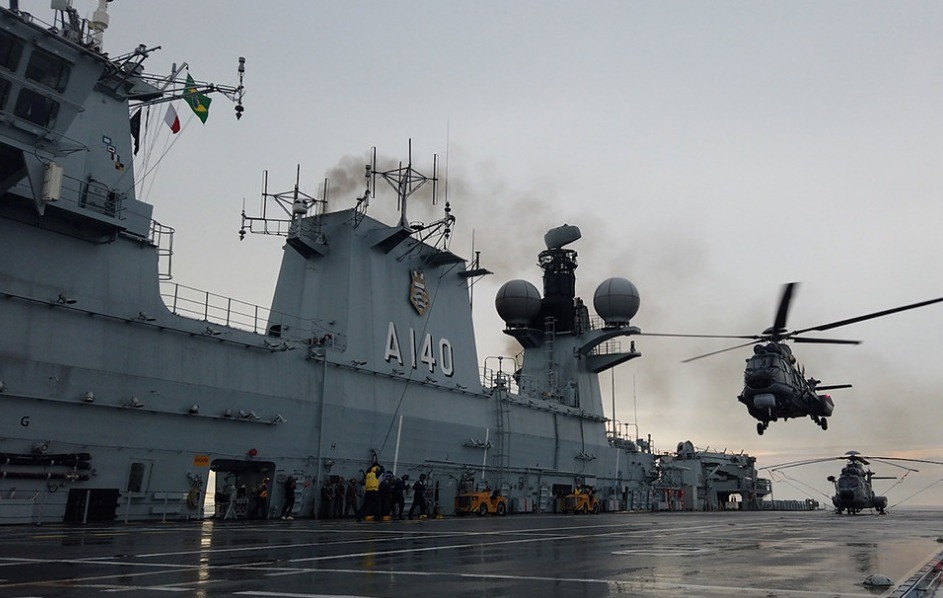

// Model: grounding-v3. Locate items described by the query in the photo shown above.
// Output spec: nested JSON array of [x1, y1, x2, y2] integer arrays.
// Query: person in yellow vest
[[251, 477, 270, 519], [357, 465, 381, 522]]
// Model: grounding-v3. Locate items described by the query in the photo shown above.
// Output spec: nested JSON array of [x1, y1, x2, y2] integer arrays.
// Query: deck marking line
[[236, 593, 375, 598], [264, 566, 875, 597], [288, 522, 741, 564]]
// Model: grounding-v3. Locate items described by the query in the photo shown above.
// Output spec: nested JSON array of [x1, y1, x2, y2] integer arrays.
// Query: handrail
[[158, 281, 344, 350]]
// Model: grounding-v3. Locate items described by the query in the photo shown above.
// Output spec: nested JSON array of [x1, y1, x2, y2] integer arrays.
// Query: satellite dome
[[495, 280, 541, 326], [593, 277, 640, 326]]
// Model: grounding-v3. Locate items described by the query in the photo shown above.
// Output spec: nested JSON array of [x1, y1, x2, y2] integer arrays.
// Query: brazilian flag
[[185, 74, 211, 123]]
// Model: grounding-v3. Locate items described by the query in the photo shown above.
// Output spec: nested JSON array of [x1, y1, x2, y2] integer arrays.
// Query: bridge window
[[13, 88, 59, 127], [25, 48, 70, 92], [0, 31, 23, 71]]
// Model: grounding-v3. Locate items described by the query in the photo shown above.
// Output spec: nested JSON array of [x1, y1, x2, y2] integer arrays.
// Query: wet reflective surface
[[0, 509, 940, 597]]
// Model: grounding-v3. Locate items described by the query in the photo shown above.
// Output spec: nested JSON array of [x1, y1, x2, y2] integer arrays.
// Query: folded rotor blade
[[792, 296, 943, 335]]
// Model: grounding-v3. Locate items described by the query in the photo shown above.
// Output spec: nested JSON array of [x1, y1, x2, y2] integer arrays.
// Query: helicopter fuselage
[[829, 462, 887, 514], [739, 343, 834, 434]]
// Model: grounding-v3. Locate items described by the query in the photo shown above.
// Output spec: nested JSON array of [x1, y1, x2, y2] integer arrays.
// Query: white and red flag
[[164, 104, 181, 134]]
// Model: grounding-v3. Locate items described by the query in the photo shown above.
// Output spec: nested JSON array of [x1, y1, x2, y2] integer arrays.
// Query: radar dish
[[495, 280, 541, 326], [594, 277, 640, 326]]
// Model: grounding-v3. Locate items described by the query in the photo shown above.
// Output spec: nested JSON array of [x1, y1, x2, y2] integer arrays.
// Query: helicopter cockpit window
[[25, 48, 70, 92], [747, 355, 774, 370], [0, 30, 23, 72], [838, 476, 859, 490]]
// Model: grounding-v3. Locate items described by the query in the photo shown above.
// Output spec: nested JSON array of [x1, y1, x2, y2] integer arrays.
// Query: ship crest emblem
[[409, 269, 430, 315]]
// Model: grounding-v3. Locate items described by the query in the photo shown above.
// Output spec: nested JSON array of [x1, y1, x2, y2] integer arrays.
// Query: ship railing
[[8, 4, 102, 48], [481, 356, 522, 394], [159, 281, 343, 349], [161, 281, 270, 333], [480, 365, 573, 405], [480, 366, 519, 394], [36, 169, 126, 220], [590, 339, 622, 356], [149, 220, 174, 280]]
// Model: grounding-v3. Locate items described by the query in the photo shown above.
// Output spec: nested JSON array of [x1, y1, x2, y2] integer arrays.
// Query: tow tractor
[[560, 485, 600, 514], [454, 473, 508, 516]]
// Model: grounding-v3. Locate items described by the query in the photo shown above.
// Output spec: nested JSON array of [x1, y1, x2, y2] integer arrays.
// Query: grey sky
[[62, 0, 943, 505]]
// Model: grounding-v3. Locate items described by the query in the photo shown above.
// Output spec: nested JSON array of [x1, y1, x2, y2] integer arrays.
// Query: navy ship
[[0, 1, 774, 524]]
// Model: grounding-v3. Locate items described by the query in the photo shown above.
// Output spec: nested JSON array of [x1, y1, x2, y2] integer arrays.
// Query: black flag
[[130, 109, 141, 155]]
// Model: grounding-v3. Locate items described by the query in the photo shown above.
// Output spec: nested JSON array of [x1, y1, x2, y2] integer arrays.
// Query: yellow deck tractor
[[455, 489, 508, 516], [560, 486, 600, 514]]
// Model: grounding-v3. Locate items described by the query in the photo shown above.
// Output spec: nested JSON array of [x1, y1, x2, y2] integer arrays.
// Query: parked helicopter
[[763, 451, 943, 514], [644, 283, 943, 435]]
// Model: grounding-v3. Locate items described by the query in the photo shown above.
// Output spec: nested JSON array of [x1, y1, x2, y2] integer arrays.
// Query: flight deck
[[0, 509, 940, 597]]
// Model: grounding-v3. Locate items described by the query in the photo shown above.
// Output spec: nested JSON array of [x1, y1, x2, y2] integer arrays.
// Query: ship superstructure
[[0, 1, 770, 524]]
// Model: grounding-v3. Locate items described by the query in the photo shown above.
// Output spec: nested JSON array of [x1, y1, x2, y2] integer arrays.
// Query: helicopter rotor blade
[[758, 456, 847, 471], [639, 332, 762, 340], [762, 454, 943, 473], [790, 296, 943, 336], [790, 337, 861, 345], [681, 340, 764, 363], [865, 456, 943, 469], [771, 282, 798, 335], [868, 459, 918, 472]]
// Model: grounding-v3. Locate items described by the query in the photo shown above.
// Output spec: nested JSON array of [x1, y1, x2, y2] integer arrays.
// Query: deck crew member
[[357, 465, 381, 521], [408, 474, 428, 519]]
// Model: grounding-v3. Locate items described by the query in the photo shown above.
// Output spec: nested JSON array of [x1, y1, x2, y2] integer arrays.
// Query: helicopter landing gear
[[756, 422, 768, 435], [819, 417, 828, 430]]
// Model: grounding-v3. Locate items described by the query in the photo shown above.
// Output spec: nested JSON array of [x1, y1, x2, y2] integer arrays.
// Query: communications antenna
[[239, 165, 325, 239]]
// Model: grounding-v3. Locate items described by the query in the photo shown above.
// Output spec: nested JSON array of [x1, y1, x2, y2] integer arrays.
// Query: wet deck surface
[[0, 509, 941, 597]]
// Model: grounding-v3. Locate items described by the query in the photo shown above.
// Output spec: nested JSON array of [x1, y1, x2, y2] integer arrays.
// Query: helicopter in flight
[[763, 451, 943, 514], [645, 283, 943, 435]]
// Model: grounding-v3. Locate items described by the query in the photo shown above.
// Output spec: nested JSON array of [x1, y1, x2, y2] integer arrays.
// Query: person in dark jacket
[[344, 478, 358, 518], [281, 476, 296, 519], [378, 473, 392, 518], [333, 478, 345, 518], [319, 480, 333, 519], [392, 475, 407, 519], [408, 473, 428, 519]]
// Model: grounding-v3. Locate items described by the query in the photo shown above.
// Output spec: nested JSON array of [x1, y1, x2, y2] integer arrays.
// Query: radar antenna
[[239, 166, 325, 240], [368, 140, 438, 229]]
